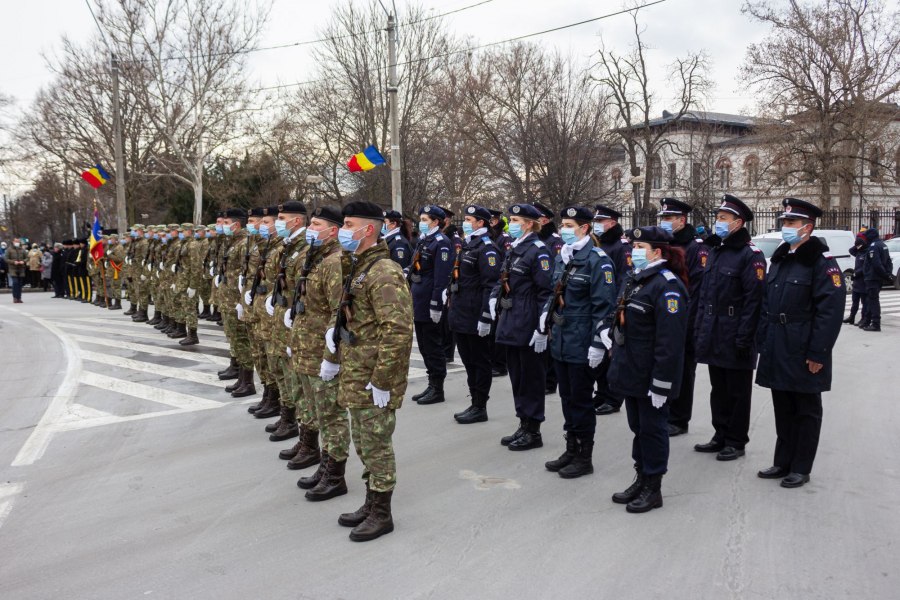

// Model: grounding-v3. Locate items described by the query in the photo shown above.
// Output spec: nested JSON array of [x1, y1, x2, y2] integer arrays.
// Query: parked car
[[751, 229, 857, 293], [883, 236, 900, 289]]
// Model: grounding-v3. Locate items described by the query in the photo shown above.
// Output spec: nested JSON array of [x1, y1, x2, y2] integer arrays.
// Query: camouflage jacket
[[336, 241, 414, 409], [161, 240, 182, 287], [174, 238, 202, 293], [290, 238, 342, 376], [220, 230, 249, 307], [198, 238, 212, 281], [107, 244, 126, 281], [210, 235, 226, 305], [270, 231, 309, 357], [240, 235, 269, 324]]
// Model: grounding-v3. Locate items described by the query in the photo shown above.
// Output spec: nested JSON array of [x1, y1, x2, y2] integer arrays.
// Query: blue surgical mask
[[215, 224, 224, 234], [381, 224, 389, 236], [781, 226, 805, 245], [560, 227, 578, 245], [659, 220, 673, 233], [260, 225, 270, 239], [194, 232, 200, 238], [462, 222, 474, 235], [631, 248, 649, 269], [274, 220, 290, 238], [593, 223, 605, 235], [131, 231, 138, 238], [715, 221, 731, 238], [223, 223, 234, 236], [338, 227, 362, 252], [419, 222, 431, 235], [161, 237, 168, 244], [144, 233, 150, 239], [305, 228, 323, 246], [508, 223, 524, 239], [178, 233, 185, 240], [246, 224, 258, 236]]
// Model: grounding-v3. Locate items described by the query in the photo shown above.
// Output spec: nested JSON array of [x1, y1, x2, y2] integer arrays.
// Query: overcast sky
[[0, 0, 772, 192]]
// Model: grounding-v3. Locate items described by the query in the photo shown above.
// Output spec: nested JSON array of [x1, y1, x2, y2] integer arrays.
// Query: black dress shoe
[[781, 473, 810, 488], [595, 403, 620, 416], [668, 424, 688, 437], [757, 466, 790, 479], [716, 446, 745, 461], [544, 385, 557, 395], [491, 367, 507, 378], [694, 440, 725, 453]]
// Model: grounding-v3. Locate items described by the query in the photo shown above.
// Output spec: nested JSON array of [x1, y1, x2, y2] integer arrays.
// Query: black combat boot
[[349, 490, 394, 542], [123, 301, 137, 316], [857, 315, 871, 328], [339, 483, 372, 527], [109, 299, 122, 310], [626, 473, 663, 513], [453, 390, 477, 421], [508, 419, 542, 451], [198, 305, 211, 319], [257, 386, 281, 419], [206, 307, 219, 321], [269, 406, 299, 442], [162, 318, 178, 335], [288, 428, 321, 470], [147, 311, 162, 326], [167, 321, 187, 339], [231, 368, 257, 398], [305, 456, 348, 501], [412, 378, 433, 402], [297, 450, 328, 488], [417, 378, 445, 405], [455, 392, 488, 424], [248, 384, 269, 414], [842, 314, 856, 325], [218, 356, 240, 380], [559, 439, 594, 479], [152, 314, 168, 329], [179, 327, 199, 345], [612, 466, 645, 504], [225, 368, 245, 393], [863, 319, 881, 332], [545, 434, 577, 472], [132, 308, 149, 323], [501, 419, 526, 446]]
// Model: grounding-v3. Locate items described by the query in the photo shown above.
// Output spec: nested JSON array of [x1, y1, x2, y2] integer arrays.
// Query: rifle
[[495, 251, 513, 317], [544, 261, 577, 339], [332, 254, 359, 351], [290, 246, 317, 318], [273, 238, 301, 309], [247, 239, 271, 306], [611, 274, 637, 346], [407, 241, 424, 283]]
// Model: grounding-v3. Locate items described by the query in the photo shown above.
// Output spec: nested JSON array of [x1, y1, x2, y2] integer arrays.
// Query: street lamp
[[305, 175, 325, 211]]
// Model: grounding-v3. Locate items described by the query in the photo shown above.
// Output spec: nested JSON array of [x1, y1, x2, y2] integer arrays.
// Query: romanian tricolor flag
[[81, 164, 111, 189], [347, 145, 386, 172], [89, 209, 105, 261]]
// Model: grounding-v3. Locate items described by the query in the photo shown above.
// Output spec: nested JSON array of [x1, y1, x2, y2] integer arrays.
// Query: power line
[[253, 0, 667, 93]]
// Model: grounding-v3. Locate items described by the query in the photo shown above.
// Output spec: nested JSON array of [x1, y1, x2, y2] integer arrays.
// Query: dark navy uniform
[[845, 238, 868, 324], [862, 228, 890, 330], [410, 221, 453, 385], [441, 224, 463, 362], [534, 207, 565, 395], [384, 228, 412, 270], [693, 224, 766, 452]]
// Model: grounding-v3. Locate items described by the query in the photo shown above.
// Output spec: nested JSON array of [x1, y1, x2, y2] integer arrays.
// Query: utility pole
[[387, 13, 402, 214], [111, 53, 128, 233]]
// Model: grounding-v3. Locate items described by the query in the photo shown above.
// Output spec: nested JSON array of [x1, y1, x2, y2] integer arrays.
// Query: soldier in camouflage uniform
[[144, 227, 162, 324], [211, 214, 241, 380], [328, 201, 414, 542], [197, 224, 214, 319], [105, 234, 126, 310], [89, 240, 104, 306], [124, 225, 143, 316], [156, 224, 181, 334], [170, 223, 203, 344], [219, 209, 257, 397]]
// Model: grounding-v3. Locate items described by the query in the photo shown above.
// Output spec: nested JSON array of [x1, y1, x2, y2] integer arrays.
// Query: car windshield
[[885, 237, 900, 252], [751, 237, 783, 258]]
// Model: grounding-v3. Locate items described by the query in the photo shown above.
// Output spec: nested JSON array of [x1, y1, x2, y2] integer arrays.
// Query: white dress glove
[[214, 277, 220, 288], [477, 321, 491, 337], [320, 359, 340, 381], [488, 297, 497, 320], [283, 311, 293, 329], [209, 267, 215, 277], [187, 288, 196, 298], [539, 311, 548, 333], [600, 328, 612, 350], [170, 283, 176, 291], [430, 309, 442, 323], [366, 382, 390, 408], [236, 303, 243, 320], [325, 327, 336, 354], [243, 290, 252, 306], [649, 391, 667, 409], [442, 288, 448, 304], [588, 346, 605, 368], [265, 295, 275, 316], [529, 330, 548, 353], [141, 274, 147, 281], [171, 264, 176, 273], [238, 275, 245, 293], [286, 347, 292, 358]]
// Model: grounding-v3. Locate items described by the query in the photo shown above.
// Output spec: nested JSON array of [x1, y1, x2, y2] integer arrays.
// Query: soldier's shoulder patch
[[540, 259, 550, 271], [488, 255, 497, 267], [534, 240, 546, 248], [754, 263, 765, 281], [826, 266, 842, 288], [661, 269, 677, 281], [604, 270, 613, 284], [667, 297, 679, 313], [441, 250, 449, 261], [626, 254, 633, 267], [396, 249, 404, 259], [701, 254, 708, 268]]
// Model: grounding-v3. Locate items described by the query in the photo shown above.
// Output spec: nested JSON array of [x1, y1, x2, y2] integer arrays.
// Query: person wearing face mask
[[382, 210, 412, 270], [693, 195, 767, 461], [591, 204, 633, 416], [606, 226, 690, 513], [447, 205, 502, 424], [154, 224, 183, 334], [145, 227, 164, 322], [536, 206, 617, 478], [51, 242, 66, 297], [860, 227, 891, 332], [487, 208, 512, 378], [490, 203, 555, 451], [843, 234, 868, 326], [195, 225, 213, 320], [326, 200, 413, 542], [531, 202, 565, 396], [656, 198, 709, 438], [218, 209, 257, 399], [123, 227, 140, 314], [104, 234, 126, 310], [6, 237, 28, 303], [208, 214, 228, 326], [169, 223, 202, 344], [76, 238, 90, 302], [408, 205, 453, 406], [436, 206, 462, 364], [755, 198, 844, 489]]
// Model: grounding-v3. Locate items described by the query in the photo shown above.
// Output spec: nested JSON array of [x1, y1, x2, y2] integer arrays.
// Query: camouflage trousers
[[178, 289, 198, 328], [92, 274, 104, 299], [250, 325, 273, 385], [349, 407, 397, 493], [200, 278, 212, 308], [291, 372, 320, 434], [222, 309, 254, 369], [135, 270, 150, 309], [106, 273, 122, 299], [267, 344, 288, 400], [302, 374, 348, 461]]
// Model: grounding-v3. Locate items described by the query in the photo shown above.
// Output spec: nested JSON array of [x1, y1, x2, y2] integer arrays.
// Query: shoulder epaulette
[[695, 238, 704, 244], [823, 251, 834, 259], [620, 238, 629, 244], [551, 233, 561, 238], [591, 247, 608, 257], [660, 269, 677, 281], [749, 244, 762, 253], [482, 236, 492, 245], [434, 234, 444, 241], [534, 240, 546, 248]]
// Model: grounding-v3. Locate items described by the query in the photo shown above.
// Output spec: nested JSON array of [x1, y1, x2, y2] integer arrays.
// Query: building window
[[691, 162, 703, 189], [715, 157, 732, 189], [744, 154, 760, 187], [611, 168, 622, 191], [650, 154, 662, 189], [668, 163, 677, 188]]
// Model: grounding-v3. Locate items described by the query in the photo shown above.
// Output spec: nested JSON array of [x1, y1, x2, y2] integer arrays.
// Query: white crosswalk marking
[[67, 334, 231, 365], [78, 371, 224, 410], [79, 349, 224, 387], [54, 321, 232, 350], [0, 483, 25, 532], [65, 317, 228, 337]]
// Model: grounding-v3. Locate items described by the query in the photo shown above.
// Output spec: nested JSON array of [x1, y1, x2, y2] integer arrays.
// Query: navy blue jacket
[[755, 237, 844, 393], [538, 224, 565, 257], [671, 224, 708, 339], [385, 230, 412, 271], [598, 224, 633, 295], [410, 230, 453, 322], [448, 233, 501, 335], [545, 240, 617, 364], [693, 227, 767, 370], [607, 263, 690, 399], [490, 232, 554, 346], [850, 245, 865, 284], [862, 231, 890, 283]]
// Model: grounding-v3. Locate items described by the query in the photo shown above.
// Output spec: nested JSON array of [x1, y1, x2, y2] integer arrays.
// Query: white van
[[882, 236, 900, 289], [751, 230, 857, 292]]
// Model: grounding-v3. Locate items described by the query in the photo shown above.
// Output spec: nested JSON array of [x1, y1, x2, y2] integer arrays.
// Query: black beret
[[342, 201, 384, 220], [436, 206, 455, 218], [488, 208, 503, 217], [216, 210, 227, 218], [594, 204, 622, 220], [263, 205, 280, 217], [311, 205, 344, 226], [248, 206, 266, 218], [532, 201, 554, 219], [780, 197, 822, 221], [464, 205, 492, 222], [383, 210, 403, 221], [418, 205, 446, 219], [560, 206, 594, 222], [508, 204, 542, 219], [223, 208, 247, 219], [717, 194, 755, 222], [657, 198, 693, 216], [631, 226, 674, 244], [278, 200, 307, 215]]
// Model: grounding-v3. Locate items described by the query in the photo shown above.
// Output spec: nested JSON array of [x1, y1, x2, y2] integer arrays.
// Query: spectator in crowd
[[27, 243, 43, 288], [41, 247, 53, 292], [6, 238, 28, 303], [0, 253, 7, 288], [51, 243, 66, 297]]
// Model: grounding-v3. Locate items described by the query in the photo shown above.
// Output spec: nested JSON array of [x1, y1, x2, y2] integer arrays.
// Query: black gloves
[[735, 343, 751, 360]]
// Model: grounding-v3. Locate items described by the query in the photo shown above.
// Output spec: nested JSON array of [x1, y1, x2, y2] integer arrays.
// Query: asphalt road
[[1, 293, 898, 600]]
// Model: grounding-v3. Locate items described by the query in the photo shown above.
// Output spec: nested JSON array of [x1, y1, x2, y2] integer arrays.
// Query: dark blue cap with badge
[[657, 198, 693, 216], [780, 197, 822, 221], [532, 201, 555, 219], [631, 226, 674, 244], [508, 204, 543, 219], [464, 205, 492, 222], [419, 205, 446, 219], [716, 194, 754, 222], [561, 206, 594, 222], [488, 208, 503, 218], [594, 204, 622, 220], [383, 210, 403, 221]]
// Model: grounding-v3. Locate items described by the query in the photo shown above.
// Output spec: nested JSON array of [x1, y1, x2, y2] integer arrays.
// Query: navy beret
[[532, 201, 554, 219], [342, 201, 384, 220], [278, 200, 307, 214], [657, 198, 693, 216], [419, 205, 446, 219], [464, 205, 492, 222], [383, 210, 404, 221], [508, 204, 542, 219], [717, 194, 755, 222], [223, 208, 247, 219], [560, 206, 594, 222], [780, 197, 821, 221], [436, 206, 455, 218], [488, 208, 503, 217], [263, 205, 280, 217], [310, 205, 344, 226], [631, 226, 674, 244]]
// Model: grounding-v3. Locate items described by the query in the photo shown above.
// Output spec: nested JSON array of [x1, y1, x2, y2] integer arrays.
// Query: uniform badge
[[626, 254, 633, 267], [832, 273, 842, 287], [397, 249, 404, 259], [605, 271, 613, 284], [756, 266, 764, 281], [488, 255, 496, 267], [540, 259, 550, 271], [667, 298, 679, 313], [441, 250, 448, 261], [701, 255, 707, 268]]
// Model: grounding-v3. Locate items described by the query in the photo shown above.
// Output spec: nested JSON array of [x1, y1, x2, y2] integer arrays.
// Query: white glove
[[430, 309, 442, 323], [171, 264, 176, 273], [146, 265, 151, 271], [243, 290, 252, 306], [442, 288, 448, 304], [529, 330, 548, 353], [588, 346, 605, 368], [236, 303, 243, 320], [265, 295, 275, 316], [366, 382, 390, 408], [320, 359, 340, 381], [214, 277, 220, 288], [649, 391, 667, 409], [209, 267, 215, 277], [286, 347, 292, 358], [283, 310, 293, 329], [141, 275, 147, 281], [539, 311, 548, 333], [477, 321, 491, 337], [238, 275, 245, 293], [170, 283, 176, 291], [325, 327, 336, 354], [600, 328, 612, 350], [489, 297, 497, 320], [187, 288, 196, 298]]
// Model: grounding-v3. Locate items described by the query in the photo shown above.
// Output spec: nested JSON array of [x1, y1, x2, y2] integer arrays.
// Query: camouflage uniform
[[240, 233, 274, 387], [174, 224, 202, 329], [210, 229, 226, 311], [133, 232, 150, 311], [199, 225, 214, 312], [105, 235, 126, 300], [336, 240, 414, 493], [220, 228, 254, 370], [161, 225, 182, 320], [147, 229, 163, 312]]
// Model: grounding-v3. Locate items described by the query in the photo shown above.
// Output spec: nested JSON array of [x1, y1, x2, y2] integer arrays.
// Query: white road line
[[54, 321, 231, 350], [79, 350, 224, 387], [51, 406, 221, 433], [78, 371, 223, 410], [0, 483, 25, 531], [67, 334, 231, 366], [60, 317, 228, 337]]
